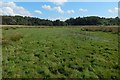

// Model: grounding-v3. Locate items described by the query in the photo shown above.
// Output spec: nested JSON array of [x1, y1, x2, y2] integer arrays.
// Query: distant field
[[2, 26, 120, 78]]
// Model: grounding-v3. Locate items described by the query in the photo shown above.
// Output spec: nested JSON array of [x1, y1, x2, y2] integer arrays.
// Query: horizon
[[1, 15, 119, 22]]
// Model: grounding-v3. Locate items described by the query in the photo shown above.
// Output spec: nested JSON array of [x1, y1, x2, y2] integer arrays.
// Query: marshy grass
[[2, 26, 119, 78]]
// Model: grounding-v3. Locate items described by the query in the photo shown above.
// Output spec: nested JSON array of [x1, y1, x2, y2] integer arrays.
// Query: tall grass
[[81, 27, 119, 33]]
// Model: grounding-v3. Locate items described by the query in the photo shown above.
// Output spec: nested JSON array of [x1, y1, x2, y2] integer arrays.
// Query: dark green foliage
[[53, 20, 68, 26], [2, 16, 53, 26], [1, 16, 120, 26], [65, 16, 120, 26]]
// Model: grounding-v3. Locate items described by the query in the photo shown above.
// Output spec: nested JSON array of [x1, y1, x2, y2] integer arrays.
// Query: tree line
[[1, 15, 120, 26]]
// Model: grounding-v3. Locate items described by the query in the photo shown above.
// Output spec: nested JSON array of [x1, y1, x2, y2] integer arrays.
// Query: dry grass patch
[[82, 27, 119, 33], [2, 32, 23, 45]]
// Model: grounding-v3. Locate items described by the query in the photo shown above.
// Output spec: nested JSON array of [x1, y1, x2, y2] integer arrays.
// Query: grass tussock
[[2, 32, 23, 45], [9, 32, 23, 41]]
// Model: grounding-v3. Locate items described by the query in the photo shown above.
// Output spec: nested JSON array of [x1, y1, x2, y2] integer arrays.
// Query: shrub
[[3, 27, 9, 30], [9, 32, 23, 41], [11, 27, 17, 30]]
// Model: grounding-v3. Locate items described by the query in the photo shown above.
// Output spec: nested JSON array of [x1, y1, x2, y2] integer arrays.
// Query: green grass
[[2, 27, 119, 78]]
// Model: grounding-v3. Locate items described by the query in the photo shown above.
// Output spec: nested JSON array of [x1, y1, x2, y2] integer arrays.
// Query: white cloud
[[108, 9, 113, 13], [67, 10, 74, 14], [14, 6, 31, 16], [0, 9, 2, 15], [42, 5, 64, 14], [79, 8, 88, 12], [108, 7, 120, 14], [54, 6, 64, 14], [0, 2, 16, 8], [42, 5, 52, 10], [1, 7, 14, 15], [42, 5, 76, 14], [48, 0, 67, 5], [34, 10, 42, 14], [0, 2, 31, 16], [47, 16, 68, 21]]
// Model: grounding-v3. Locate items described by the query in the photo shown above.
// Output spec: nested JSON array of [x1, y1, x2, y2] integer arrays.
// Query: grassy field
[[1, 26, 120, 78]]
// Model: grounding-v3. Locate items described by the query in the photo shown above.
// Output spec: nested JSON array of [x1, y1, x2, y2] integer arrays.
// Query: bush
[[9, 32, 23, 41], [2, 32, 23, 46], [3, 27, 9, 30]]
